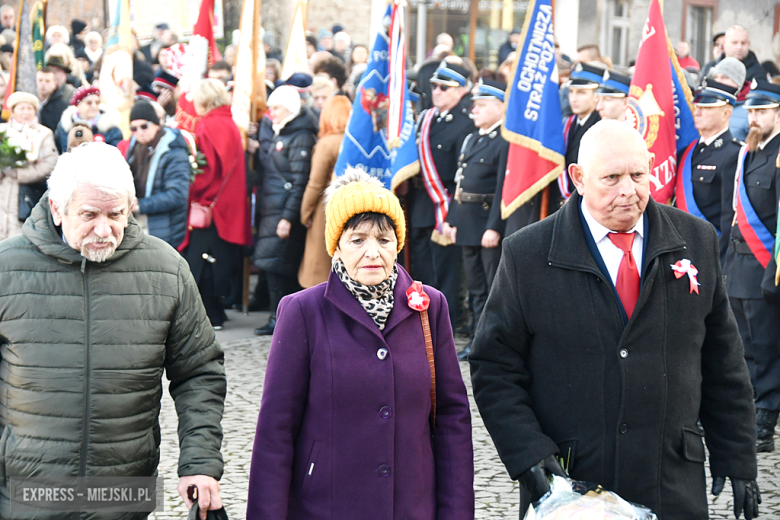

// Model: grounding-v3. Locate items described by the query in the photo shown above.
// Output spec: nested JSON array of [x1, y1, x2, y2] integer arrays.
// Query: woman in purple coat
[[247, 169, 474, 520]]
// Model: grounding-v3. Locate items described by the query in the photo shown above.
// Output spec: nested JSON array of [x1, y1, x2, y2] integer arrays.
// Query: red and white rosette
[[671, 259, 700, 294], [406, 281, 430, 311]]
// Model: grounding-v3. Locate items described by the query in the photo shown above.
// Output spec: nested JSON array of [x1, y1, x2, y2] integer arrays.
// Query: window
[[602, 0, 630, 67], [686, 4, 712, 67]]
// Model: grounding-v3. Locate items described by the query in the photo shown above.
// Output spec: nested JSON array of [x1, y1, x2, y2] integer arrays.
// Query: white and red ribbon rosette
[[671, 259, 700, 294], [406, 281, 430, 311]]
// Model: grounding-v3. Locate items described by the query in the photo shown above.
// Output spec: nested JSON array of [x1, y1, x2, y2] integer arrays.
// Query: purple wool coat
[[246, 265, 474, 520]]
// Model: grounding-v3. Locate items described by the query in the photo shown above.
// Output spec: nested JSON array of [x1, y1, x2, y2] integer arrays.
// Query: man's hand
[[248, 121, 259, 136], [442, 223, 456, 243], [157, 88, 173, 108], [178, 475, 222, 520], [519, 455, 568, 503], [247, 138, 260, 154], [481, 229, 501, 248], [277, 218, 292, 239], [712, 476, 761, 519]]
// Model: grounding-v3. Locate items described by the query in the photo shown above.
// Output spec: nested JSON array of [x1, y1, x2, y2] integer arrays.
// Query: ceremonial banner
[[280, 1, 308, 80], [176, 0, 221, 133], [775, 199, 780, 286], [3, 0, 38, 120], [500, 0, 565, 219], [231, 0, 266, 145], [335, 5, 417, 190], [32, 2, 45, 70], [627, 0, 698, 204]]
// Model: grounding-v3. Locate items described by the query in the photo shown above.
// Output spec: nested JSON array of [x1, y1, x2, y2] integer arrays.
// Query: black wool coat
[[470, 193, 756, 520]]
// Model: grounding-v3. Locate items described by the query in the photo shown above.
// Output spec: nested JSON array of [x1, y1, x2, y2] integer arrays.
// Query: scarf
[[272, 111, 299, 136], [129, 129, 165, 198], [333, 258, 397, 331]]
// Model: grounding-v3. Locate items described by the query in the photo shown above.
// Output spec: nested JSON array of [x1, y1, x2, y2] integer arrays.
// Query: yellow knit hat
[[324, 168, 406, 256]]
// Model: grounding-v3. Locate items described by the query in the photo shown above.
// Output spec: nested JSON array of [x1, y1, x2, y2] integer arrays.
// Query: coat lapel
[[324, 270, 386, 343], [547, 194, 605, 277], [383, 266, 415, 335]]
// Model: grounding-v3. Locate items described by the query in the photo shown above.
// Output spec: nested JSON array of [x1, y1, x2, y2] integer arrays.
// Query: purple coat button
[[377, 464, 391, 476], [380, 406, 392, 418]]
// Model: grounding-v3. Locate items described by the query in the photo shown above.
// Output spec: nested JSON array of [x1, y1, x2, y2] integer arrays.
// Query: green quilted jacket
[[0, 196, 226, 516]]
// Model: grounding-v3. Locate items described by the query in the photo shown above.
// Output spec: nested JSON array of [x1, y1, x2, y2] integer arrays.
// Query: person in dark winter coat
[[253, 86, 318, 336], [36, 67, 69, 133], [471, 121, 759, 520], [126, 101, 191, 248], [247, 170, 474, 520], [0, 142, 226, 519], [722, 26, 768, 84], [54, 86, 123, 153], [497, 28, 521, 66]]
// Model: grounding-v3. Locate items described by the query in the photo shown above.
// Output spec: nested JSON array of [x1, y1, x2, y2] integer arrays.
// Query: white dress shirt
[[581, 200, 644, 286]]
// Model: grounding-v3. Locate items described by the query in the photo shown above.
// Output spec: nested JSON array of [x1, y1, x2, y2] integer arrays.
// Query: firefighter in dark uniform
[[595, 69, 630, 122], [408, 61, 475, 330], [675, 79, 742, 265], [505, 63, 603, 236], [725, 80, 780, 452], [442, 79, 508, 360]]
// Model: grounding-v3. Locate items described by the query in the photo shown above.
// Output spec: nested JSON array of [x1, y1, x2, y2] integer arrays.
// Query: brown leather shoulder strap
[[420, 309, 436, 428]]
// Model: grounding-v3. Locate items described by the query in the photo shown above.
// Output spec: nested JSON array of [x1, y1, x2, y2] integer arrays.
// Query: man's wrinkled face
[[693, 104, 731, 135], [50, 184, 132, 262], [569, 87, 598, 116], [432, 82, 466, 112], [570, 135, 653, 232], [471, 98, 503, 129]]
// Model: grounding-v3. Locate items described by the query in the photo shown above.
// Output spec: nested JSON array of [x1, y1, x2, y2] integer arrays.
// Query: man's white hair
[[48, 142, 136, 213], [577, 119, 649, 174]]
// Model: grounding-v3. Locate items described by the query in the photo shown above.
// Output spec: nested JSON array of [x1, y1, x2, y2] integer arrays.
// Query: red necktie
[[608, 232, 640, 319]]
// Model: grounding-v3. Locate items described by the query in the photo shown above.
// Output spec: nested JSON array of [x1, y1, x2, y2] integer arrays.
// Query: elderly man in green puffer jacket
[[0, 142, 226, 520]]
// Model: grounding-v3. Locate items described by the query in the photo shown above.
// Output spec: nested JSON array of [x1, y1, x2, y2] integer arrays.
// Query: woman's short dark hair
[[343, 212, 397, 236]]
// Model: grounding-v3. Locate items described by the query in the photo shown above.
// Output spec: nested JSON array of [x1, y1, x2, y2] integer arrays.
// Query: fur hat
[[7, 91, 40, 112], [324, 168, 406, 257]]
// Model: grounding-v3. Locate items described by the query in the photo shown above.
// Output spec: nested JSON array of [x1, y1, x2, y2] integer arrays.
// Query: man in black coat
[[36, 67, 69, 133], [408, 61, 475, 329], [443, 79, 508, 359], [471, 120, 759, 520], [725, 80, 780, 454], [674, 79, 742, 265], [722, 26, 768, 85]]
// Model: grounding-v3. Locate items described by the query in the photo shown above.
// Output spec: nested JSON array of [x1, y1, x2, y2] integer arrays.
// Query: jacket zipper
[[79, 261, 91, 476]]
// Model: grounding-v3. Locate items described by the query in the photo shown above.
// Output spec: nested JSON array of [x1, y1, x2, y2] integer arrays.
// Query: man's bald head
[[571, 120, 653, 232], [577, 120, 649, 175], [724, 25, 750, 61]]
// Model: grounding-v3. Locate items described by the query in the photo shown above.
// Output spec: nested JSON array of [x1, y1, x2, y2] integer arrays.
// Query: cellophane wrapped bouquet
[[525, 475, 658, 520], [0, 126, 38, 169]]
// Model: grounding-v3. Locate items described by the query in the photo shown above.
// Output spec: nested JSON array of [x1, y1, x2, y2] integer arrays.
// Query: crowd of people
[[0, 5, 777, 519]]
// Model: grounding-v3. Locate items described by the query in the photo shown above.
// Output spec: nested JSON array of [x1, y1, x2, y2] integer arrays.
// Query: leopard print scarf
[[333, 259, 397, 330]]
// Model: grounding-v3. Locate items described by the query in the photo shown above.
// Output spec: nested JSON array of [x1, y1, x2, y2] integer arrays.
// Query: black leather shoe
[[756, 408, 779, 452], [254, 317, 277, 336], [457, 341, 472, 361]]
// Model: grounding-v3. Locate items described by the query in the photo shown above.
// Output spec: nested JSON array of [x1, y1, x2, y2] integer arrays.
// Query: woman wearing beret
[[0, 92, 58, 241], [54, 85, 123, 153], [246, 169, 474, 520]]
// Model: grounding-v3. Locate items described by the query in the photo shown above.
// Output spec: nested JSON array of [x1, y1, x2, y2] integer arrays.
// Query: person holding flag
[[442, 79, 508, 361], [674, 79, 742, 265], [408, 60, 474, 331], [725, 80, 780, 454], [554, 63, 602, 208], [596, 70, 631, 122]]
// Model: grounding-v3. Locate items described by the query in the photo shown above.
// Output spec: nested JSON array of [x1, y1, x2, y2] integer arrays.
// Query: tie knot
[[608, 232, 635, 253]]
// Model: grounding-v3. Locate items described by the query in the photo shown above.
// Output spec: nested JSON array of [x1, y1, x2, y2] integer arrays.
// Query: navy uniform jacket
[[682, 130, 742, 263], [408, 95, 476, 229], [551, 111, 602, 211], [446, 126, 509, 246], [726, 132, 780, 299]]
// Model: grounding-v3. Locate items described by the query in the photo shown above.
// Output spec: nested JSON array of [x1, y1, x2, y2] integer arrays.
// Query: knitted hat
[[267, 85, 301, 117], [710, 57, 746, 88], [324, 169, 406, 257], [7, 91, 40, 112], [134, 84, 158, 103], [70, 85, 100, 106], [71, 20, 87, 36], [129, 100, 160, 125], [153, 70, 179, 90]]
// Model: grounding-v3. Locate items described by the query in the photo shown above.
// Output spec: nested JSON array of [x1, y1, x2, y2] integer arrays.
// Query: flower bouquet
[[525, 476, 658, 520], [0, 127, 38, 169]]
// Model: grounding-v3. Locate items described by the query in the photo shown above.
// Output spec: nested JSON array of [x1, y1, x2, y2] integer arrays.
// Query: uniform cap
[[597, 69, 630, 97]]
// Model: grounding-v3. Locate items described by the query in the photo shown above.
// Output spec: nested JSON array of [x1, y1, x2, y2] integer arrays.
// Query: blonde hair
[[193, 78, 230, 114]]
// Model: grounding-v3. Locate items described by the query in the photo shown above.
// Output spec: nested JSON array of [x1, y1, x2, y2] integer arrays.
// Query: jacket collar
[[324, 263, 416, 341], [548, 192, 687, 275]]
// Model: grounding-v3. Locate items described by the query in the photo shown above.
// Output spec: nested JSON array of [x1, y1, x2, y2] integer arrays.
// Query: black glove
[[518, 455, 568, 503], [712, 476, 761, 519]]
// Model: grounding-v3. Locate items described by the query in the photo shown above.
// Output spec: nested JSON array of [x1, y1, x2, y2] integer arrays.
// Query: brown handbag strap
[[420, 309, 436, 428], [207, 154, 241, 209]]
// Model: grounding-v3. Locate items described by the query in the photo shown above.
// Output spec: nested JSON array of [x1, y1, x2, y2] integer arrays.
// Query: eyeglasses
[[432, 83, 451, 92], [130, 123, 149, 133]]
